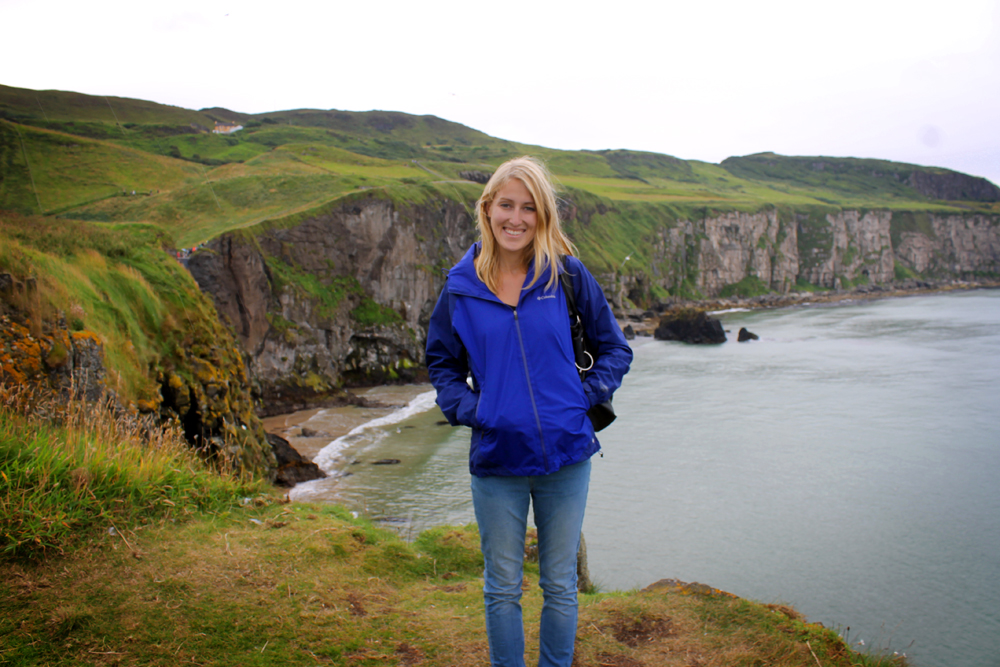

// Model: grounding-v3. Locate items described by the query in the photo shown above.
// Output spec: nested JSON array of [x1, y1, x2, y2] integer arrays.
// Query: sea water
[[289, 290, 1000, 667]]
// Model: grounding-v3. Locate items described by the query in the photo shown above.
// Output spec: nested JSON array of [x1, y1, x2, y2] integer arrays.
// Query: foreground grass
[[0, 396, 907, 666], [0, 501, 911, 667], [0, 388, 265, 561]]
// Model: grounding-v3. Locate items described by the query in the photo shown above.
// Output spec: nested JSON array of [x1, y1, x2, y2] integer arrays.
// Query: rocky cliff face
[[895, 214, 1000, 276], [188, 193, 476, 413], [640, 208, 998, 298], [696, 210, 800, 295], [796, 210, 896, 289], [187, 194, 998, 411]]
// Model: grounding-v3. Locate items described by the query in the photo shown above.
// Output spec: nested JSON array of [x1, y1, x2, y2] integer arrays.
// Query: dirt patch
[[765, 603, 803, 621], [395, 641, 424, 665], [608, 611, 674, 647], [345, 591, 366, 616], [435, 583, 466, 593]]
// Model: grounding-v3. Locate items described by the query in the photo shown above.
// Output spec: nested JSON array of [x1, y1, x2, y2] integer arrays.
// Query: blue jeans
[[471, 458, 591, 667]]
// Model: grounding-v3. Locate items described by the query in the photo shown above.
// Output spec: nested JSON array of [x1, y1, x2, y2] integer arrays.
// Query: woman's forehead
[[494, 177, 535, 202]]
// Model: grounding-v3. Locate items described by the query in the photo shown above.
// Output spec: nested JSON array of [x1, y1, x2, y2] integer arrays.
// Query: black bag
[[560, 258, 617, 432]]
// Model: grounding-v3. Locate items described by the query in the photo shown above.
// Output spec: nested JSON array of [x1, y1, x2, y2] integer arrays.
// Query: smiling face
[[487, 177, 538, 265]]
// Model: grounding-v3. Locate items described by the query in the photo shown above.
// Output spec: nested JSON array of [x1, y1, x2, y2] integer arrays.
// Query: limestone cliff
[[601, 206, 998, 304], [187, 192, 998, 411], [894, 214, 1000, 276], [188, 192, 476, 413]]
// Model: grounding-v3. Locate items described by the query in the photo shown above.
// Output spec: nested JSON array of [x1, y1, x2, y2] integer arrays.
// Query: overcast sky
[[3, 0, 998, 186]]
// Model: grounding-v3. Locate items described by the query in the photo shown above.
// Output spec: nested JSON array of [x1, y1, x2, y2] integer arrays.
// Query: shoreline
[[263, 384, 435, 464], [620, 279, 1000, 335]]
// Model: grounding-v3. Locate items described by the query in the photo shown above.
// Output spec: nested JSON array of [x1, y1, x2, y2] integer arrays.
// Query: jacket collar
[[447, 242, 557, 302]]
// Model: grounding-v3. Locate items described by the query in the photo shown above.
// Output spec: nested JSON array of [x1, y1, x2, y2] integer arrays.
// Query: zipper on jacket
[[513, 308, 549, 471]]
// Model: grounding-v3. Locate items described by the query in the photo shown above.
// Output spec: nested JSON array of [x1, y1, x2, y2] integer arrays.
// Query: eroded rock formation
[[188, 193, 476, 413]]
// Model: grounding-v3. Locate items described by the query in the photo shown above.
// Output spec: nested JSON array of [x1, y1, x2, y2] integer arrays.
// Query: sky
[[2, 0, 998, 186]]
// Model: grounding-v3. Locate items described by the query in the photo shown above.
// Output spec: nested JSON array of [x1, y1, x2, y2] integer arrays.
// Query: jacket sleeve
[[425, 283, 480, 428], [566, 257, 633, 408]]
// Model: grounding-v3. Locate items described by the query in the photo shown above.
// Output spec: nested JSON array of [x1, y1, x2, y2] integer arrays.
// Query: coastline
[[263, 384, 435, 471], [621, 279, 1000, 335]]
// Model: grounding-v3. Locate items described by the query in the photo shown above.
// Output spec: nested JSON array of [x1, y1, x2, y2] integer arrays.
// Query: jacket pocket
[[456, 390, 480, 428]]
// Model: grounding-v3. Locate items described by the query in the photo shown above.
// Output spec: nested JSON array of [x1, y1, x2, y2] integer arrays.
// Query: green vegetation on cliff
[[0, 211, 274, 473]]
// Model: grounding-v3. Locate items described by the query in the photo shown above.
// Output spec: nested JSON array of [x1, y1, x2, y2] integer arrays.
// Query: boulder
[[737, 327, 759, 342], [268, 432, 327, 487], [460, 170, 492, 184], [299, 427, 332, 438], [654, 310, 726, 344]]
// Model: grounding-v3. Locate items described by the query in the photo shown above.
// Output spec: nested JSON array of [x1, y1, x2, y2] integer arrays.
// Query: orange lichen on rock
[[70, 330, 103, 344], [1, 317, 44, 384]]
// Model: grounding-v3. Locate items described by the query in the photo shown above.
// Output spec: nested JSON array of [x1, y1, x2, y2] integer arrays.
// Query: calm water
[[289, 290, 1000, 667]]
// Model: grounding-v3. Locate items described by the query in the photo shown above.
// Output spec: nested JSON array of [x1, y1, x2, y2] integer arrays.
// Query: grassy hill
[[3, 83, 996, 252]]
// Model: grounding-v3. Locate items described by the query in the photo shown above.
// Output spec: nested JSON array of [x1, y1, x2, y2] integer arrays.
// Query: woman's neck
[[495, 261, 527, 307]]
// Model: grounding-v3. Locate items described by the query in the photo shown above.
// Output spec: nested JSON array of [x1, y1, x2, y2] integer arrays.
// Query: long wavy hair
[[474, 156, 576, 294]]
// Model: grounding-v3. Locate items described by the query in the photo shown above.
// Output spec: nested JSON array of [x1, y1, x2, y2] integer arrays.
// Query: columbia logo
[[537, 294, 556, 300]]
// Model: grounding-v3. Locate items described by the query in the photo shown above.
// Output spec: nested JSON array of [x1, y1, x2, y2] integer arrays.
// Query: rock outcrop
[[907, 170, 1000, 202], [654, 310, 726, 344], [0, 312, 109, 403], [188, 192, 477, 412], [268, 432, 326, 487]]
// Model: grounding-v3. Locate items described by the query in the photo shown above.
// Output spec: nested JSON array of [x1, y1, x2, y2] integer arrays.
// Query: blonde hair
[[474, 156, 576, 294]]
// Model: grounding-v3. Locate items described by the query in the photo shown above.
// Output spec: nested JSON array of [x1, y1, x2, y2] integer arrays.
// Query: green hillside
[[0, 83, 219, 127], [2, 83, 997, 255], [722, 152, 1000, 203]]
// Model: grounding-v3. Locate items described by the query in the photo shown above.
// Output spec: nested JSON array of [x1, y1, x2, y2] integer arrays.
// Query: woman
[[425, 156, 632, 667]]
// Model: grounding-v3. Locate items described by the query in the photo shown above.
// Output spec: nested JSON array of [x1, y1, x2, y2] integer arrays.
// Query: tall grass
[[0, 384, 265, 561], [0, 213, 242, 403]]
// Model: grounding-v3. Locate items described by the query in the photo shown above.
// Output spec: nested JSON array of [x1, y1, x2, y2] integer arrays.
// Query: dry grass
[[0, 501, 909, 666]]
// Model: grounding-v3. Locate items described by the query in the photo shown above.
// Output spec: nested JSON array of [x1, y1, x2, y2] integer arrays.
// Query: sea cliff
[[184, 191, 1000, 417]]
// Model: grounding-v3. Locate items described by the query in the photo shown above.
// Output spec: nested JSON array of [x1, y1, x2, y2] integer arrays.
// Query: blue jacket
[[425, 243, 633, 477]]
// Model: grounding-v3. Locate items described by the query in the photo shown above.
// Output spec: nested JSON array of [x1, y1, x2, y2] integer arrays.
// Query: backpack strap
[[560, 256, 594, 376]]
